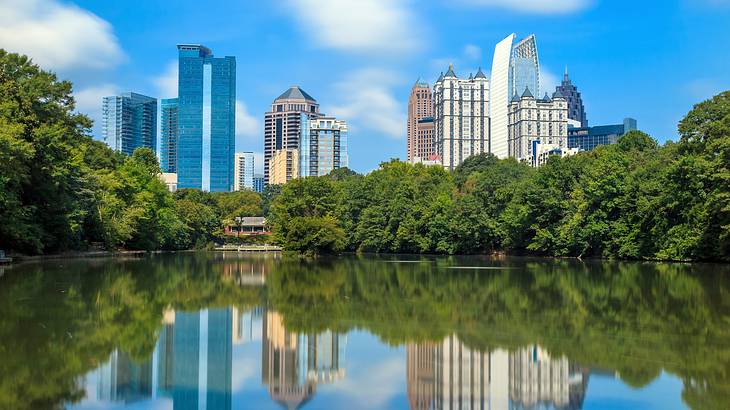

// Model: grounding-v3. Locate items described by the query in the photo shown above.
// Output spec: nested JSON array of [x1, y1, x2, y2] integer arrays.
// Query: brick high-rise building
[[407, 79, 433, 162]]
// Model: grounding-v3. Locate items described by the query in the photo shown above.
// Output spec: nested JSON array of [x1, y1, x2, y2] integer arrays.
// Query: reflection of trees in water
[[267, 256, 730, 410], [1, 254, 729, 409]]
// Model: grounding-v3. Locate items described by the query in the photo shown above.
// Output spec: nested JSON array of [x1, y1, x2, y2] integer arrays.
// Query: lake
[[1, 252, 728, 410]]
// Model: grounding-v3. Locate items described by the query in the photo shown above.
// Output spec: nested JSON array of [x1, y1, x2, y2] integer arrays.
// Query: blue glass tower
[[177, 44, 236, 191], [160, 98, 178, 173], [102, 92, 157, 156]]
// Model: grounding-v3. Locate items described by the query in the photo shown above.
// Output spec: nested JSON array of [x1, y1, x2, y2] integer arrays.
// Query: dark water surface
[[1, 253, 728, 410]]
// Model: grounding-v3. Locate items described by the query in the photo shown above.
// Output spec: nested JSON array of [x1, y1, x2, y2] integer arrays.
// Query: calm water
[[1, 253, 729, 410]]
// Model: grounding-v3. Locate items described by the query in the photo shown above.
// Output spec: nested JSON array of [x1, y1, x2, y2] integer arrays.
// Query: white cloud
[[325, 68, 407, 139], [285, 0, 420, 54], [0, 0, 124, 71], [73, 83, 118, 124], [462, 0, 592, 14], [329, 357, 404, 409], [235, 100, 261, 142], [464, 44, 482, 60], [540, 67, 560, 96], [153, 61, 179, 99]]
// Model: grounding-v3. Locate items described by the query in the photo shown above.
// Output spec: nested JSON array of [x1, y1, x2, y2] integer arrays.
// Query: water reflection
[[80, 308, 589, 410], [0, 253, 728, 409]]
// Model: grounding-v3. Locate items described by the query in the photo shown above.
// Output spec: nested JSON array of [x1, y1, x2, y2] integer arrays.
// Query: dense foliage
[[0, 50, 263, 254], [271, 93, 730, 260]]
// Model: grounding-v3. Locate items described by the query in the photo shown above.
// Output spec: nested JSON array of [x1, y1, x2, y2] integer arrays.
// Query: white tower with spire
[[433, 64, 490, 170]]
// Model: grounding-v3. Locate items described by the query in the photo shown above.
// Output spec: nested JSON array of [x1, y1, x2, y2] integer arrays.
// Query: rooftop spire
[[445, 63, 456, 78], [564, 65, 569, 82]]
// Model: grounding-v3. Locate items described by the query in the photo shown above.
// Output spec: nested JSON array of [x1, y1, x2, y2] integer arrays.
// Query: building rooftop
[[521, 87, 534, 99], [444, 64, 457, 78], [275, 86, 317, 102], [474, 67, 487, 79], [176, 44, 212, 57]]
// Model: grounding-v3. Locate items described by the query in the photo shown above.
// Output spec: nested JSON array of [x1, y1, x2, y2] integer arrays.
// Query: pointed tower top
[[564, 65, 570, 82], [474, 66, 487, 79], [445, 64, 457, 78], [436, 71, 444, 83], [521, 86, 534, 99]]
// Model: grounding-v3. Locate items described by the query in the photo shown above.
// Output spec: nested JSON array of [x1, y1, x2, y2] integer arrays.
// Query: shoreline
[[3, 248, 725, 266]]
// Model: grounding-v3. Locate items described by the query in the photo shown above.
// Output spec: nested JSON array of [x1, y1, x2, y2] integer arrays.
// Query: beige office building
[[407, 80, 434, 162], [268, 148, 299, 185]]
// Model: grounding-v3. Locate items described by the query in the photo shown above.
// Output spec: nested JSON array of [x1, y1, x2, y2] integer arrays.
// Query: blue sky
[[1, 0, 729, 173]]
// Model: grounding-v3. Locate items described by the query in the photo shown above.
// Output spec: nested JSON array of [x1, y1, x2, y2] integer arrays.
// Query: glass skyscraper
[[490, 34, 540, 159], [299, 114, 348, 177], [160, 98, 178, 173], [101, 92, 157, 156], [177, 44, 236, 192], [568, 118, 637, 152]]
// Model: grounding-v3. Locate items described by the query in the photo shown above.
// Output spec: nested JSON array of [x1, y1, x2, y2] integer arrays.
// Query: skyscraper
[[556, 68, 587, 127], [102, 92, 157, 156], [407, 79, 433, 162], [160, 98, 178, 173], [234, 152, 255, 191], [299, 115, 349, 178], [433, 64, 490, 170], [490, 34, 540, 159], [177, 44, 236, 192], [173, 308, 233, 410], [264, 86, 320, 185]]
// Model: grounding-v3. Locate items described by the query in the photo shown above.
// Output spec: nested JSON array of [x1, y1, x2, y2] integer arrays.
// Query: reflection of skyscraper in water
[[406, 343, 435, 410], [406, 336, 587, 410], [172, 308, 233, 410], [262, 311, 346, 409], [232, 306, 264, 344], [509, 345, 588, 409], [96, 350, 153, 403]]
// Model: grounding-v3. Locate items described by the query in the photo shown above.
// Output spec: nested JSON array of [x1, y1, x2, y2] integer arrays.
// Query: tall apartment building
[[160, 98, 178, 173], [234, 152, 255, 191], [268, 149, 299, 185], [507, 88, 569, 167], [491, 34, 540, 159], [263, 86, 320, 185], [102, 92, 157, 156], [176, 44, 236, 192], [299, 115, 349, 177], [433, 64, 490, 170], [556, 68, 587, 127], [407, 80, 433, 162]]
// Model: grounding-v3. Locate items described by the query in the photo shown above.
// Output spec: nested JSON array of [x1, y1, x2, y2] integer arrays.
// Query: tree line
[[0, 50, 264, 254], [269, 91, 730, 261], [1, 48, 728, 260]]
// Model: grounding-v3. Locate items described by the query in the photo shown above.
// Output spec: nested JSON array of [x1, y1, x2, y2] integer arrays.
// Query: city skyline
[[3, 0, 727, 174]]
